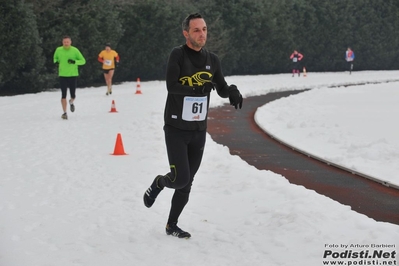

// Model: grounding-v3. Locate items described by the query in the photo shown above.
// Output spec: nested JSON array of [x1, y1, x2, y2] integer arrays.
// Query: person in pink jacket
[[345, 47, 355, 74], [290, 50, 304, 77]]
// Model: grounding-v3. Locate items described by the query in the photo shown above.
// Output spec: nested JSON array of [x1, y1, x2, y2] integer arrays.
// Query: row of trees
[[2, 0, 399, 95]]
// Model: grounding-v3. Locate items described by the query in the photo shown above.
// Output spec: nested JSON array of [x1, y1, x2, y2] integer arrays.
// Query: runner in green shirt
[[53, 36, 86, 119]]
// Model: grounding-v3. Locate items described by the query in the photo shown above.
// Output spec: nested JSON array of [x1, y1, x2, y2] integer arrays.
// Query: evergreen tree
[[2, 0, 399, 94], [116, 0, 189, 81], [33, 0, 123, 88], [0, 0, 47, 95]]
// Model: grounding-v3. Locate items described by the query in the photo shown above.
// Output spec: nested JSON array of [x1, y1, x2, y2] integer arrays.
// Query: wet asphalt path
[[207, 91, 399, 225]]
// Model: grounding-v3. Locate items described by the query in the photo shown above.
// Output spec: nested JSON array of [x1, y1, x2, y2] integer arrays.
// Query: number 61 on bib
[[182, 96, 208, 121]]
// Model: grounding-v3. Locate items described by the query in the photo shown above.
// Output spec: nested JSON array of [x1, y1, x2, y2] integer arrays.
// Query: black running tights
[[162, 124, 206, 224]]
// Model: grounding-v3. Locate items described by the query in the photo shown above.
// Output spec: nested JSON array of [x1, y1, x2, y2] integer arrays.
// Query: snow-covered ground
[[0, 71, 398, 266], [254, 74, 399, 188]]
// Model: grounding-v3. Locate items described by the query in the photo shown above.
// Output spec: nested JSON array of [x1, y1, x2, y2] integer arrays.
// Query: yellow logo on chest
[[179, 71, 212, 86]]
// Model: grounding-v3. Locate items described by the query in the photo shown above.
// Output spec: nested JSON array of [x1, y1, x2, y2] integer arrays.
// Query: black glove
[[228, 85, 243, 109], [193, 81, 215, 95], [68, 59, 75, 64]]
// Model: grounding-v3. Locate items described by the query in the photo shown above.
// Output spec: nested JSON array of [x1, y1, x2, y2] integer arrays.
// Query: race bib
[[182, 96, 208, 121], [104, 59, 112, 66], [293, 57, 298, 62]]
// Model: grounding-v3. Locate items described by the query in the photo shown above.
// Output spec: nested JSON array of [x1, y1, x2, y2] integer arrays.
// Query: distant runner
[[345, 47, 355, 74], [98, 43, 120, 95], [290, 50, 304, 77], [53, 36, 86, 120]]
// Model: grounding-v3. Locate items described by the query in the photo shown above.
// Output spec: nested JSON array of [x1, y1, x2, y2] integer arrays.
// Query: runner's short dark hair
[[182, 13, 203, 31]]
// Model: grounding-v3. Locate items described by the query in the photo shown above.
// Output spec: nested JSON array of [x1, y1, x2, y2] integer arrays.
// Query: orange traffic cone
[[111, 133, 128, 155], [109, 100, 118, 113], [135, 78, 142, 94], [303, 67, 307, 77]]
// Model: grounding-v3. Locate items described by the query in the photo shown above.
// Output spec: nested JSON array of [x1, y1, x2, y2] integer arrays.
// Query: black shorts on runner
[[103, 69, 115, 74], [59, 77, 77, 99]]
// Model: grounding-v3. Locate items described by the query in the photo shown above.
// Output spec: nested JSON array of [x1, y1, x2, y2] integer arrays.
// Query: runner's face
[[184, 18, 207, 51], [62, 38, 72, 48]]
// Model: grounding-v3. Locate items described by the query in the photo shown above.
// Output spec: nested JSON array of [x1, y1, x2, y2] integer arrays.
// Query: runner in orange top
[[98, 43, 120, 95]]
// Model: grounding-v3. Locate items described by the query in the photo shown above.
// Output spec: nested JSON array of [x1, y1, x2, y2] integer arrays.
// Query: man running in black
[[143, 13, 243, 238]]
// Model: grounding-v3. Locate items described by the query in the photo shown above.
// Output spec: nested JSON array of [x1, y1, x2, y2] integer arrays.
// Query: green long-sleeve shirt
[[53, 46, 86, 77]]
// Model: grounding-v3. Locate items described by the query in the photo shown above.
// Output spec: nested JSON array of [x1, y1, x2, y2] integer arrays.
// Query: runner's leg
[[107, 69, 115, 92], [165, 127, 206, 224], [69, 77, 77, 102], [60, 77, 68, 113]]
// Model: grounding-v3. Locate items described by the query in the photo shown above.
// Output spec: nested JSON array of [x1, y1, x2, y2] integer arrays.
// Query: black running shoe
[[166, 222, 191, 238], [69, 100, 75, 112], [61, 113, 68, 120], [143, 175, 164, 208]]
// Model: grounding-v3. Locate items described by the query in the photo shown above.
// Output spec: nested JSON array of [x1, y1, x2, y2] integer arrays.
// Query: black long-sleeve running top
[[164, 44, 230, 131]]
